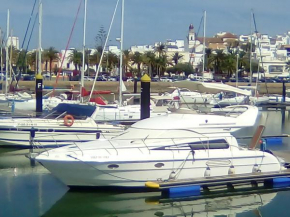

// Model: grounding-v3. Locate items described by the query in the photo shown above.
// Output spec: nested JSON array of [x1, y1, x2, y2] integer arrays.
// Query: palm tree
[[16, 49, 28, 73], [143, 51, 156, 77], [131, 52, 143, 77], [42, 51, 49, 73], [105, 52, 119, 72], [123, 49, 131, 74], [84, 49, 91, 76], [172, 52, 183, 65], [27, 50, 37, 72], [90, 50, 101, 72], [212, 50, 226, 74], [43, 47, 59, 77], [154, 43, 166, 57], [156, 55, 169, 77], [67, 49, 82, 71], [205, 48, 213, 71], [222, 53, 237, 77]]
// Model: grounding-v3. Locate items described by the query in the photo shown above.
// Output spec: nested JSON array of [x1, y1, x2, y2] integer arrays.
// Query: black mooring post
[[282, 80, 286, 103], [36, 74, 43, 114], [29, 127, 36, 167], [140, 74, 151, 120], [134, 77, 138, 93]]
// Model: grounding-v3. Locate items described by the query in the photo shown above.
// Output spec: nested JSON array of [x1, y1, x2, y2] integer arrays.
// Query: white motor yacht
[[92, 95, 175, 123], [210, 86, 269, 107], [164, 87, 213, 104], [34, 105, 283, 188], [0, 103, 125, 148]]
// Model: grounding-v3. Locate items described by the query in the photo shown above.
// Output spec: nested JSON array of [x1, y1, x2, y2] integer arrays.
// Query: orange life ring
[[64, 115, 74, 127]]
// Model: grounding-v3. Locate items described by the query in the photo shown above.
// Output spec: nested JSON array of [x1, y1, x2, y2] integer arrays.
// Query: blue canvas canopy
[[50, 103, 96, 117]]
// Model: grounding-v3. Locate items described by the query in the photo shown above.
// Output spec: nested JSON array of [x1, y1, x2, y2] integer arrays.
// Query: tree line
[[0, 27, 266, 80]]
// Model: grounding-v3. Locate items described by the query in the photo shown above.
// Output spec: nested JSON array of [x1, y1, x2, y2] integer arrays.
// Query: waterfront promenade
[[1, 81, 289, 95]]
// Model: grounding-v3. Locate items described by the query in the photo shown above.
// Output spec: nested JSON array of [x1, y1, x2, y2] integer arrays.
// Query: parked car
[[96, 76, 107, 81], [160, 77, 172, 82], [83, 76, 94, 81], [108, 76, 117, 81], [23, 75, 35, 81]]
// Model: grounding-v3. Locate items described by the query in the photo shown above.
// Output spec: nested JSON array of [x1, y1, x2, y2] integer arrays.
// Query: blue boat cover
[[51, 103, 96, 117]]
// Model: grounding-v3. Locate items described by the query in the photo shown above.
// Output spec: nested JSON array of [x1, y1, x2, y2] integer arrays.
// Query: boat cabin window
[[188, 139, 229, 150], [155, 139, 230, 150], [179, 89, 190, 93]]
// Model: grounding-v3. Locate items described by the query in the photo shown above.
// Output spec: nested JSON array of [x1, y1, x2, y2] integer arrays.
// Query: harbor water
[[1, 109, 290, 217]]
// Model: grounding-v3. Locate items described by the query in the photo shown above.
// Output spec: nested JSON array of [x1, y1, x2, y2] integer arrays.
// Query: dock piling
[[35, 74, 43, 114], [140, 74, 151, 120]]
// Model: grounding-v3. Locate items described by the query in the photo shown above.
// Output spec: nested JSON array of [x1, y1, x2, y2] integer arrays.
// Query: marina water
[[1, 110, 290, 217]]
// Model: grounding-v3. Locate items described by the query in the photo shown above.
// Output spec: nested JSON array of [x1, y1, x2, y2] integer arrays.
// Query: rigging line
[[21, 0, 38, 49], [52, 0, 83, 97], [12, 0, 37, 86], [171, 151, 192, 180], [15, 12, 39, 87], [89, 0, 120, 101]]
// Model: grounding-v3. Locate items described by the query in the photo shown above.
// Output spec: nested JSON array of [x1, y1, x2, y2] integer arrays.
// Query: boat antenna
[[89, 0, 120, 101]]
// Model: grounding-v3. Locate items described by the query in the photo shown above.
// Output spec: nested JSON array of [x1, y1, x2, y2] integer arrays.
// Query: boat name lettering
[[17, 123, 38, 126], [91, 156, 109, 159]]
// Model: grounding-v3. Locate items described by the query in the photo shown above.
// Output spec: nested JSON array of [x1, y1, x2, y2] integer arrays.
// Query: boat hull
[[37, 151, 282, 188]]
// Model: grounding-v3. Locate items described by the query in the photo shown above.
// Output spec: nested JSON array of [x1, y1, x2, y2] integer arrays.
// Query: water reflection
[[42, 190, 279, 217], [234, 110, 290, 150], [0, 110, 290, 217], [0, 168, 68, 217]]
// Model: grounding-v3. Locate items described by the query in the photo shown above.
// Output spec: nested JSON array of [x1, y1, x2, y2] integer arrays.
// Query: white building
[[7, 36, 19, 50], [164, 39, 185, 52], [104, 45, 121, 55], [130, 45, 154, 53]]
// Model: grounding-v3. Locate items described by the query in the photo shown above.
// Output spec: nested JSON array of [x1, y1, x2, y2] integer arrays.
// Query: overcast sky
[[0, 0, 289, 51]]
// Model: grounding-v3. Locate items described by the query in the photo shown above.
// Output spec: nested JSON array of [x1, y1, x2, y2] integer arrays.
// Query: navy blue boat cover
[[51, 103, 96, 117]]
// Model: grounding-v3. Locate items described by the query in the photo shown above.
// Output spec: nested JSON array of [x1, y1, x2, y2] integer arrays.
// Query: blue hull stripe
[[0, 127, 102, 133]]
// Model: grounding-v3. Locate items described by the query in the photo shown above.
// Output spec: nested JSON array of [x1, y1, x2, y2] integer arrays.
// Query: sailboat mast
[[202, 10, 206, 82], [0, 28, 3, 83], [9, 29, 13, 81], [81, 0, 87, 103], [249, 10, 253, 84], [236, 49, 239, 89], [119, 0, 124, 106], [38, 0, 42, 75], [5, 9, 10, 95]]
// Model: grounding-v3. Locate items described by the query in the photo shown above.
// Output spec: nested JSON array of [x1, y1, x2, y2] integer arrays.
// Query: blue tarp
[[50, 103, 96, 117]]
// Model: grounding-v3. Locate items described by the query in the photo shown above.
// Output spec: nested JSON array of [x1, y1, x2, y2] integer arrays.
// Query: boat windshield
[[41, 103, 96, 119]]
